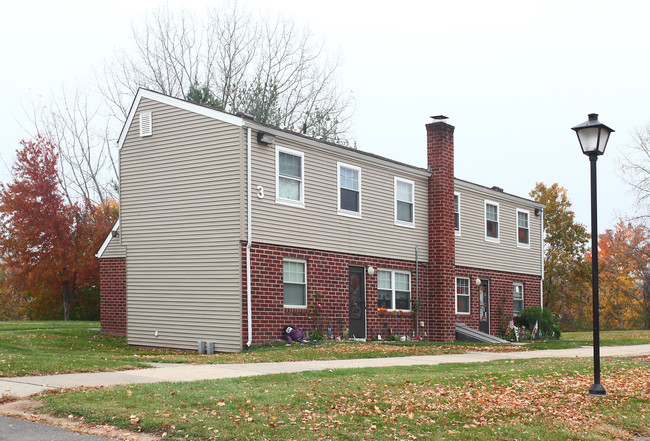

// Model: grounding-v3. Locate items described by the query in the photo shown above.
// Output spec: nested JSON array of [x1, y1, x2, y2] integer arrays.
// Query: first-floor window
[[283, 259, 306, 307], [377, 269, 411, 310], [513, 283, 524, 315], [456, 277, 470, 314]]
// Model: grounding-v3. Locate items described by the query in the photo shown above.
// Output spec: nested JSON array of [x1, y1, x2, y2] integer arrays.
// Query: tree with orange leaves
[[0, 135, 116, 320], [530, 182, 591, 330], [591, 220, 650, 330]]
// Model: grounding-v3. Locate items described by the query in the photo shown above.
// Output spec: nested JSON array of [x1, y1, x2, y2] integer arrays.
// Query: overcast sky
[[2, 0, 650, 232]]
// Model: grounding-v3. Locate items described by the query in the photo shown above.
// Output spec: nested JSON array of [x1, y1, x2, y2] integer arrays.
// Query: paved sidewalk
[[2, 344, 649, 399]]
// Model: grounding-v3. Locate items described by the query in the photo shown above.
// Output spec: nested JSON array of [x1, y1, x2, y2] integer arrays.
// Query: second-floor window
[[485, 201, 499, 242], [454, 192, 461, 235], [338, 162, 361, 216], [395, 177, 415, 227], [517, 209, 530, 247], [276, 146, 304, 207]]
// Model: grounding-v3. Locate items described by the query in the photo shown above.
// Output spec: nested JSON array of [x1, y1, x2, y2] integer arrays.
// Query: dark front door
[[348, 266, 366, 339], [478, 279, 490, 334]]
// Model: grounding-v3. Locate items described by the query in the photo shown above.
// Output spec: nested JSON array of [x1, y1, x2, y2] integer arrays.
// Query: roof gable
[[118, 89, 244, 149]]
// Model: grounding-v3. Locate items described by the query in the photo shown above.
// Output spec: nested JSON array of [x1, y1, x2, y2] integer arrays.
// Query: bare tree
[[26, 86, 118, 206], [620, 123, 650, 222], [101, 1, 352, 143], [25, 1, 351, 206], [209, 2, 258, 111]]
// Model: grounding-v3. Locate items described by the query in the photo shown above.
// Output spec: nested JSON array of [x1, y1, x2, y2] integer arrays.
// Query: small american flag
[[506, 318, 515, 334]]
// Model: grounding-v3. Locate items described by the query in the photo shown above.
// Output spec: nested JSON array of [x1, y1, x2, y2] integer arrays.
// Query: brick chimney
[[426, 116, 456, 341]]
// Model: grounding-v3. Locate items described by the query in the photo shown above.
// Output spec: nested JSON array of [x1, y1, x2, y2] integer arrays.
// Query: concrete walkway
[[2, 344, 649, 399]]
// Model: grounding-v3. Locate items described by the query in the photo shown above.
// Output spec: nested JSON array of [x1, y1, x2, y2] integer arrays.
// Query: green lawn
[[0, 321, 99, 331], [562, 329, 650, 346], [0, 322, 152, 376], [39, 357, 650, 440], [3, 322, 648, 439], [1, 321, 649, 377]]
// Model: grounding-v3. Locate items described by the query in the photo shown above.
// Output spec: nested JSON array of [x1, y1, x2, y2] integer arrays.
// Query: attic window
[[139, 112, 152, 137]]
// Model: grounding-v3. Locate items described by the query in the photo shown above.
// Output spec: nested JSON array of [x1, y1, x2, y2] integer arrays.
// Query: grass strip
[[1, 322, 649, 377]]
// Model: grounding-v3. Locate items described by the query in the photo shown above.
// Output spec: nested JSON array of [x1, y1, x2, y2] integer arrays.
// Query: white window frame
[[484, 200, 500, 243], [454, 192, 461, 236], [377, 269, 412, 311], [516, 208, 530, 248], [283, 258, 307, 308], [513, 282, 524, 315], [337, 162, 362, 218], [455, 277, 471, 315], [394, 177, 415, 228], [275, 146, 305, 208]]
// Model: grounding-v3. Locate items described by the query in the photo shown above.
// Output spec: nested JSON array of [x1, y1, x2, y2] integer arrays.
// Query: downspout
[[246, 127, 253, 348], [539, 209, 544, 311], [415, 246, 419, 337]]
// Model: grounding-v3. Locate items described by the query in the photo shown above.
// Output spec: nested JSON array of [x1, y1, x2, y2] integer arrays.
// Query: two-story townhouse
[[97, 89, 543, 352], [453, 180, 544, 336]]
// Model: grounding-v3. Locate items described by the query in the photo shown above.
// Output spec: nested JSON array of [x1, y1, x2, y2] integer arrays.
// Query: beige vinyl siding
[[249, 135, 429, 262], [121, 98, 243, 352], [454, 180, 542, 276], [100, 234, 126, 259]]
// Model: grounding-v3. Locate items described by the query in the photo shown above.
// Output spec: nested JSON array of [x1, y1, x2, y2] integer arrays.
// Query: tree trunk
[[62, 281, 73, 321]]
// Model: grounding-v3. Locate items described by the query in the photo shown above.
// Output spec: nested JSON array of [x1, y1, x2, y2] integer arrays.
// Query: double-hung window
[[485, 200, 499, 242], [455, 277, 470, 314], [394, 177, 415, 227], [377, 270, 411, 310], [454, 192, 461, 235], [276, 146, 304, 207], [283, 259, 307, 308], [338, 162, 361, 216], [513, 283, 524, 315], [517, 209, 530, 247]]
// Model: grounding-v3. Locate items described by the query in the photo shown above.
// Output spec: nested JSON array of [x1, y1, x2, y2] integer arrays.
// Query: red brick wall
[[99, 258, 127, 336], [241, 243, 431, 345], [453, 265, 542, 336], [426, 121, 456, 341]]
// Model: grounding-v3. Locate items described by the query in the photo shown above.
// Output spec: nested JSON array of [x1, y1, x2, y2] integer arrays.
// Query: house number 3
[[256, 185, 265, 199]]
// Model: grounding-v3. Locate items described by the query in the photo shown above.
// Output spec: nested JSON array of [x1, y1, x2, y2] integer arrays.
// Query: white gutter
[[246, 128, 253, 348], [539, 209, 544, 311]]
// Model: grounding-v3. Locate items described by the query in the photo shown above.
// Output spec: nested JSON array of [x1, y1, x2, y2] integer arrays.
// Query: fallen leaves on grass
[[40, 357, 650, 440], [212, 362, 650, 439]]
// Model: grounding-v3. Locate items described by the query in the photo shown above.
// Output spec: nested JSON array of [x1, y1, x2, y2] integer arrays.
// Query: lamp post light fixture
[[571, 113, 614, 396]]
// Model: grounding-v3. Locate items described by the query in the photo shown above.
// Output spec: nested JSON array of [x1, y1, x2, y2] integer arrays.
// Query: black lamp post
[[571, 113, 614, 396]]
